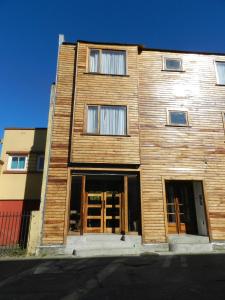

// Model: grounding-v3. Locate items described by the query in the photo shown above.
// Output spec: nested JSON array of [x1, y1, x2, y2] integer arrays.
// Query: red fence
[[0, 212, 31, 252]]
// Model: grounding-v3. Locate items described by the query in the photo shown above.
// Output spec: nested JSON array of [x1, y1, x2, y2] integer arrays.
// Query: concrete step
[[72, 247, 140, 257], [67, 234, 141, 244], [168, 234, 210, 244], [168, 234, 212, 253], [169, 243, 213, 253], [65, 234, 142, 256]]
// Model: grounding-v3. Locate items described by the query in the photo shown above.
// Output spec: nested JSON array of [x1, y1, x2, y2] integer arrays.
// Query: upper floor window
[[37, 155, 44, 171], [215, 61, 225, 85], [168, 110, 188, 126], [7, 155, 28, 171], [89, 49, 126, 75], [164, 57, 183, 71], [87, 105, 127, 135]]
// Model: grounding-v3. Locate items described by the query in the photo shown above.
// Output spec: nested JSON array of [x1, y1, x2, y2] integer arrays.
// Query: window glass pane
[[38, 156, 44, 170], [11, 157, 18, 169], [170, 111, 187, 125], [87, 106, 98, 134], [89, 49, 99, 72], [100, 106, 126, 135], [18, 157, 26, 169], [216, 62, 225, 84], [165, 59, 182, 70], [101, 51, 126, 75]]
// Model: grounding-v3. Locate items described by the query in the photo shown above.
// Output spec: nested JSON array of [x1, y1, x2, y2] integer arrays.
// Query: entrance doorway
[[69, 173, 141, 235], [165, 180, 208, 236]]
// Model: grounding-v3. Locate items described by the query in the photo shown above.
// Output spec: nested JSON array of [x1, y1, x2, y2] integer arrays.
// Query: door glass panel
[[106, 219, 120, 228], [88, 195, 102, 204], [106, 196, 120, 205], [106, 207, 119, 216], [87, 219, 101, 227], [180, 213, 185, 223], [168, 214, 176, 223], [167, 203, 175, 214], [179, 204, 184, 213], [88, 208, 101, 216]]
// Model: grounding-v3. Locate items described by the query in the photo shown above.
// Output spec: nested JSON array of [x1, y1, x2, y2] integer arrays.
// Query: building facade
[[0, 128, 46, 213], [38, 37, 225, 254]]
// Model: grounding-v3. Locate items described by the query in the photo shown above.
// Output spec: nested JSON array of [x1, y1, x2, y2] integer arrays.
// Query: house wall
[[41, 41, 225, 246], [41, 44, 76, 245], [71, 42, 140, 164], [0, 129, 46, 211], [139, 50, 225, 242]]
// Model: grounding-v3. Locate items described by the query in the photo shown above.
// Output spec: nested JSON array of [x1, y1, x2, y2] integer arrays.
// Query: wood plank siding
[[139, 51, 225, 242], [42, 44, 76, 244], [71, 42, 140, 164], [42, 40, 225, 245]]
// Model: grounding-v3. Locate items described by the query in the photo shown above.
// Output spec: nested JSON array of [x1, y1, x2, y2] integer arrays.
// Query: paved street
[[0, 254, 225, 300]]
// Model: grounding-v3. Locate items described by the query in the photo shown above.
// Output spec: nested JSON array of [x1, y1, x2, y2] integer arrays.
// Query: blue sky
[[1, 0, 225, 142]]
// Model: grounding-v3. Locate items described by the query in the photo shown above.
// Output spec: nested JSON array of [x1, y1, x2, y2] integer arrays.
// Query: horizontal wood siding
[[71, 42, 140, 164], [139, 51, 225, 243], [42, 45, 75, 244]]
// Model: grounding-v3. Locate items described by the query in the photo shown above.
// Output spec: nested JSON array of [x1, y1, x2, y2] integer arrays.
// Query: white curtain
[[89, 50, 99, 72], [100, 106, 126, 135], [216, 62, 225, 84], [87, 106, 98, 133], [101, 51, 126, 75]]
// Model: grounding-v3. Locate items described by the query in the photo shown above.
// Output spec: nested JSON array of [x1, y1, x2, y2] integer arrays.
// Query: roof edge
[[62, 39, 225, 56], [4, 128, 47, 131]]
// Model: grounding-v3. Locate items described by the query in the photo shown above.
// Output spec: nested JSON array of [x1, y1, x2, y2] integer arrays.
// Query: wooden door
[[85, 192, 104, 233], [85, 191, 121, 233], [104, 192, 121, 233], [166, 184, 186, 234]]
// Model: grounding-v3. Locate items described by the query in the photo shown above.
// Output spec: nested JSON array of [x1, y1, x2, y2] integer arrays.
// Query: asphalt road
[[0, 254, 225, 300]]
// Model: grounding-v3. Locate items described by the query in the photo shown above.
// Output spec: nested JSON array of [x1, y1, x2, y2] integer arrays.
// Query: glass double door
[[85, 191, 121, 233]]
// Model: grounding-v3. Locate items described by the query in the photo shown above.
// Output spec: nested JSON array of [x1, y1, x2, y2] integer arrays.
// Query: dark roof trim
[[5, 128, 47, 130], [62, 42, 77, 46], [143, 47, 225, 56], [77, 39, 143, 47], [62, 39, 225, 56]]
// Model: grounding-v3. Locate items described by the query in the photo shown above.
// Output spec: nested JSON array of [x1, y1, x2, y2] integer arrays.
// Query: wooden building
[[38, 36, 225, 254]]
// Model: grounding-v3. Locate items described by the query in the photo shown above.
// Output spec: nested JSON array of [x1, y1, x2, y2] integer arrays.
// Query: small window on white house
[[37, 155, 44, 171], [87, 105, 127, 135], [8, 155, 28, 170], [164, 58, 183, 71], [89, 49, 126, 75], [215, 61, 225, 85], [168, 111, 188, 126]]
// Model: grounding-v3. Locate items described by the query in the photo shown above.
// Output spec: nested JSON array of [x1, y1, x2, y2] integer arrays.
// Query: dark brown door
[[166, 182, 186, 234]]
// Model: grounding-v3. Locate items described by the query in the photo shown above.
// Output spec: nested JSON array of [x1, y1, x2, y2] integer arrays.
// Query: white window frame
[[163, 57, 183, 71], [167, 110, 189, 126], [88, 48, 127, 75], [215, 60, 225, 85], [86, 105, 128, 136], [7, 155, 28, 171], [36, 155, 44, 171]]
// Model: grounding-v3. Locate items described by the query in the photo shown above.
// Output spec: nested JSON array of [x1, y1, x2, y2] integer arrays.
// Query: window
[[164, 58, 183, 71], [37, 155, 44, 171], [215, 61, 225, 85], [89, 49, 126, 75], [168, 110, 188, 126], [8, 155, 27, 170], [87, 105, 127, 135]]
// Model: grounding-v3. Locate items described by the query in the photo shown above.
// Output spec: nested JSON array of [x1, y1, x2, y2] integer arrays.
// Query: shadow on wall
[[23, 129, 47, 213]]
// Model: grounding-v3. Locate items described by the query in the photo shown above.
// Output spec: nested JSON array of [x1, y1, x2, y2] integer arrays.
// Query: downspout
[[38, 34, 65, 251]]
